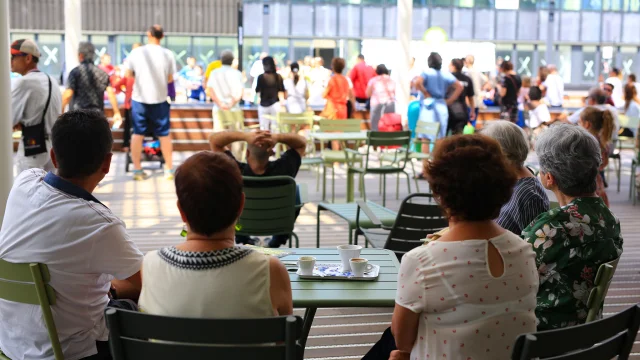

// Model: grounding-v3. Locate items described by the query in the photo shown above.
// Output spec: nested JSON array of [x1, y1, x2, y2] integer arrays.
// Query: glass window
[[562, 0, 581, 10], [166, 36, 192, 70], [243, 3, 263, 37], [292, 4, 315, 36], [363, 6, 384, 37], [475, 0, 495, 8], [346, 40, 362, 70], [474, 9, 495, 39], [496, 44, 513, 66], [581, 12, 601, 42], [602, 13, 621, 42], [9, 33, 35, 41], [603, 0, 621, 9], [315, 4, 338, 37], [339, 4, 361, 37], [582, 46, 597, 83], [385, 5, 397, 37], [218, 37, 239, 56], [455, 0, 474, 6], [37, 34, 63, 80], [520, 0, 547, 9], [623, 14, 640, 43], [432, 0, 452, 5], [193, 37, 216, 68], [516, 44, 535, 77], [243, 38, 263, 82], [412, 8, 430, 39], [538, 10, 560, 41], [89, 35, 110, 66], [536, 45, 547, 76], [626, 0, 640, 10], [430, 8, 452, 36], [269, 3, 290, 37], [452, 8, 473, 39], [496, 11, 517, 40], [518, 11, 538, 40], [558, 45, 572, 83], [582, 0, 601, 11], [559, 12, 580, 41], [292, 39, 313, 64], [620, 47, 637, 77], [413, 0, 428, 5], [116, 35, 142, 64], [269, 39, 290, 71]]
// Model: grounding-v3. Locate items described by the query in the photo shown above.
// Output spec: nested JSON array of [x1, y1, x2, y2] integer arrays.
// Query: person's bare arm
[[111, 271, 142, 301], [209, 131, 252, 152], [446, 81, 463, 106], [61, 88, 73, 113], [106, 86, 123, 126], [273, 133, 307, 157], [125, 69, 134, 79], [413, 77, 430, 98], [468, 95, 476, 120], [349, 88, 356, 111], [269, 257, 293, 316], [366, 83, 373, 98], [391, 304, 420, 360], [168, 73, 174, 84]]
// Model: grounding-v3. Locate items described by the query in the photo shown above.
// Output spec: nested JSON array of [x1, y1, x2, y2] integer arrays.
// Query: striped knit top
[[497, 177, 550, 235]]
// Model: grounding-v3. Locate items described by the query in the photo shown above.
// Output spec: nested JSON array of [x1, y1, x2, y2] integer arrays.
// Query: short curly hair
[[425, 135, 517, 222]]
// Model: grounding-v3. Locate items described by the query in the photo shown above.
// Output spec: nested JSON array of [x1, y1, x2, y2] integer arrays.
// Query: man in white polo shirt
[[0, 110, 143, 360]]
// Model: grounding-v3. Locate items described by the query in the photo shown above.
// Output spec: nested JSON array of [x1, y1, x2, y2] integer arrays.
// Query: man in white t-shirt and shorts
[[0, 110, 143, 360], [10, 39, 62, 175], [123, 25, 177, 181]]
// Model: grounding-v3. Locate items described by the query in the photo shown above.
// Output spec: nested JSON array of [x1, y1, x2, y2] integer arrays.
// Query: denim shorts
[[130, 100, 171, 137]]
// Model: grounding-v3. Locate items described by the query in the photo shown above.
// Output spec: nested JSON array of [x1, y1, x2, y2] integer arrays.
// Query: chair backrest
[[105, 308, 303, 360], [618, 114, 640, 129], [216, 110, 245, 129], [511, 304, 640, 360], [236, 176, 298, 237], [277, 112, 314, 131], [385, 193, 448, 259], [318, 119, 362, 132], [364, 131, 412, 169], [586, 257, 620, 323], [0, 260, 63, 360]]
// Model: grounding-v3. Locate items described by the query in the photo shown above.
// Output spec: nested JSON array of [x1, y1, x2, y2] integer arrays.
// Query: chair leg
[[362, 173, 367, 202], [616, 157, 621, 193], [322, 165, 327, 202], [379, 174, 383, 195], [359, 173, 364, 197], [382, 174, 387, 207], [405, 171, 412, 195], [396, 173, 400, 200], [315, 164, 320, 192], [331, 165, 335, 203], [410, 160, 420, 193], [292, 232, 299, 248]]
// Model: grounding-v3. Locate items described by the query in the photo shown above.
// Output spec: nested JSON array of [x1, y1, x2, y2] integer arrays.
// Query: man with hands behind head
[[210, 130, 306, 247]]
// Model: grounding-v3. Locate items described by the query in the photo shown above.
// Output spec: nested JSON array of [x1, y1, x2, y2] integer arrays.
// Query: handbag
[[22, 74, 52, 157]]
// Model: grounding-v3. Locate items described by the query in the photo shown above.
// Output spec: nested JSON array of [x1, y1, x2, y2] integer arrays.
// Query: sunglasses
[[10, 53, 27, 61]]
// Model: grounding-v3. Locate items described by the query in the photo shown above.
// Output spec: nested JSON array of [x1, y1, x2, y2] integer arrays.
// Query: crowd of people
[[4, 21, 637, 360]]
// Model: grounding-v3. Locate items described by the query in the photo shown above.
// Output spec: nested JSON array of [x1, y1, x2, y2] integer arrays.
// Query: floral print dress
[[521, 197, 623, 331]]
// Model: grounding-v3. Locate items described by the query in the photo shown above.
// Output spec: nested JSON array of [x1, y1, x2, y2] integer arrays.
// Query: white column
[[396, 0, 413, 125], [64, 0, 82, 78], [0, 0, 14, 225]]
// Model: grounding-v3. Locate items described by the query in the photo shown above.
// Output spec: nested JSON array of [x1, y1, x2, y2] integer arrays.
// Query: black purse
[[22, 75, 52, 157]]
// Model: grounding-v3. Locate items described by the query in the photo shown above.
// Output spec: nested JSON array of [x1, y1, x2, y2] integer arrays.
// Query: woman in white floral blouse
[[523, 123, 623, 331]]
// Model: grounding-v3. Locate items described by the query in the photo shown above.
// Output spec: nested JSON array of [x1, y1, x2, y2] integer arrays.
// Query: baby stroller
[[124, 122, 165, 173]]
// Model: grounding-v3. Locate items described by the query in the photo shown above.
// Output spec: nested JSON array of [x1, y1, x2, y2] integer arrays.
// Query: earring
[[180, 223, 187, 237]]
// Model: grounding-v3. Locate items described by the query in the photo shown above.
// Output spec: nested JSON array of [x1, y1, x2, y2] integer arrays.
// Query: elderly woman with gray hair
[[522, 123, 623, 331], [481, 121, 550, 235]]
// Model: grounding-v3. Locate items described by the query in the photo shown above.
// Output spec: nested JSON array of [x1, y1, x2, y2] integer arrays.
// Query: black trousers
[[362, 327, 397, 360], [80, 299, 138, 360]]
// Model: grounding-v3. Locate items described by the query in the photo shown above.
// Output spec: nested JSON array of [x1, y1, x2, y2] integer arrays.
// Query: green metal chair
[[617, 114, 639, 151], [0, 260, 62, 360], [511, 303, 640, 360], [356, 193, 447, 261], [105, 308, 303, 360], [381, 121, 440, 193], [630, 150, 639, 205], [317, 119, 365, 202], [585, 257, 620, 323], [549, 201, 560, 209], [236, 176, 300, 248], [346, 131, 412, 207], [276, 112, 323, 191]]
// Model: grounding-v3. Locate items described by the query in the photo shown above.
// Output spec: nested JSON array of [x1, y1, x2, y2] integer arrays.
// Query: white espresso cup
[[297, 256, 316, 276], [350, 258, 369, 277], [337, 244, 362, 271]]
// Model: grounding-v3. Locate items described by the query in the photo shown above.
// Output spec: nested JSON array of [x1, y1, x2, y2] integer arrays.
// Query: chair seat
[[361, 228, 390, 248], [321, 150, 351, 163], [348, 165, 406, 174], [380, 151, 429, 162], [302, 157, 324, 165]]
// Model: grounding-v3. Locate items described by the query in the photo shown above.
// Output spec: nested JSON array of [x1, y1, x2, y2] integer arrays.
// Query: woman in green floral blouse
[[523, 123, 623, 331]]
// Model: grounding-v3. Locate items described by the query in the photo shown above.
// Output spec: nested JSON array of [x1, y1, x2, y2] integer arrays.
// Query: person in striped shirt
[[481, 121, 550, 235]]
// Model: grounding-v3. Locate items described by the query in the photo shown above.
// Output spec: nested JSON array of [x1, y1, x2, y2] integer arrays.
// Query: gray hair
[[481, 121, 529, 168], [78, 42, 96, 63], [535, 123, 602, 196], [220, 50, 234, 66]]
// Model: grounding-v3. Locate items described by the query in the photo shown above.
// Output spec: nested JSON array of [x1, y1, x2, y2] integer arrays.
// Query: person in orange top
[[322, 58, 351, 150]]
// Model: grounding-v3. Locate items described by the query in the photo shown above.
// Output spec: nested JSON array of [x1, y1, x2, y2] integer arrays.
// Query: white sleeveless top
[[396, 232, 539, 360], [139, 246, 274, 318]]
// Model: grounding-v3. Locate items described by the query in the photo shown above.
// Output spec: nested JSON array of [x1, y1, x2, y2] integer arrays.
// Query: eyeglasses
[[10, 53, 27, 61]]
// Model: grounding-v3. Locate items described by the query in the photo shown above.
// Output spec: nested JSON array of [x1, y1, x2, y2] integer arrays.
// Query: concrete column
[[0, 0, 14, 225], [396, 0, 413, 124], [546, 0, 556, 64], [262, 2, 270, 54], [64, 0, 81, 79]]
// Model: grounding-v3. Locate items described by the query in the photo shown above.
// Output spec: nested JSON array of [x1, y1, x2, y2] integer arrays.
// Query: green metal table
[[283, 248, 400, 353], [317, 201, 397, 247], [309, 131, 368, 143]]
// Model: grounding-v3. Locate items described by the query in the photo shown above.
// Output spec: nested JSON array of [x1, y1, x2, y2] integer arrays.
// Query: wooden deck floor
[[94, 150, 640, 359]]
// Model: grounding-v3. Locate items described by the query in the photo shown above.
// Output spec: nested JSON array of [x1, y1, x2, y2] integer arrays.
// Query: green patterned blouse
[[522, 196, 623, 331]]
